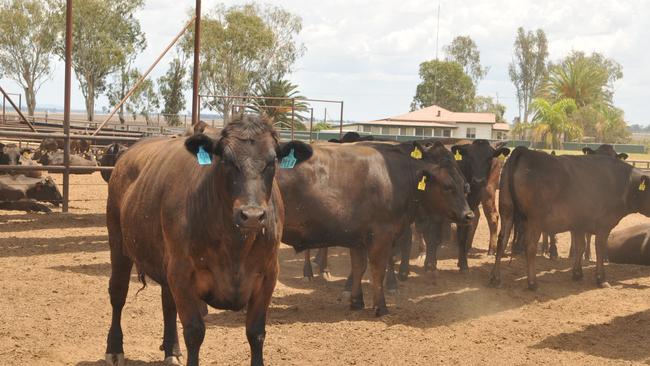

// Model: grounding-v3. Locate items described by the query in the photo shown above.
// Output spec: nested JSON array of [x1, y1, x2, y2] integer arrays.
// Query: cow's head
[[26, 177, 63, 206], [451, 140, 510, 188], [0, 143, 22, 166], [185, 114, 312, 233], [416, 141, 474, 224], [583, 145, 628, 160], [99, 143, 128, 183]]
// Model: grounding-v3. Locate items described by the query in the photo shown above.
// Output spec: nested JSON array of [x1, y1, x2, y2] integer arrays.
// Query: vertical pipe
[[191, 0, 201, 127], [62, 0, 73, 213], [18, 94, 22, 113], [309, 108, 313, 142], [2, 96, 5, 123], [339, 101, 344, 139], [290, 98, 295, 140]]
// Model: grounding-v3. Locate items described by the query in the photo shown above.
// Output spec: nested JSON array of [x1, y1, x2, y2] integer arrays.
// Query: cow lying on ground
[[0, 143, 42, 178], [0, 175, 62, 213], [37, 151, 98, 174], [490, 146, 650, 290], [37, 137, 91, 155], [606, 223, 650, 265], [278, 139, 473, 316], [104, 114, 311, 366]]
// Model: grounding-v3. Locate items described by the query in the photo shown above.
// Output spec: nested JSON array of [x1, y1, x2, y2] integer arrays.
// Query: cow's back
[[608, 224, 650, 265]]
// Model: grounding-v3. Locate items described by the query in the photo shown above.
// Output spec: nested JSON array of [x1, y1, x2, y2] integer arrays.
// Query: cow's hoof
[[488, 276, 500, 287], [164, 355, 183, 366], [321, 271, 332, 282], [572, 271, 583, 281], [350, 298, 365, 311], [105, 353, 125, 366], [597, 280, 611, 288], [375, 307, 389, 317], [459, 267, 469, 274], [527, 282, 538, 291], [301, 276, 313, 282]]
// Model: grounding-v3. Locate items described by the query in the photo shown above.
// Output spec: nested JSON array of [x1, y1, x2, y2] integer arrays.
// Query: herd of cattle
[[2, 116, 650, 366]]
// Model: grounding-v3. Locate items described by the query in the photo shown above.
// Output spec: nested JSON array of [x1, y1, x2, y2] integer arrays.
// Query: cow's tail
[[134, 265, 147, 296]]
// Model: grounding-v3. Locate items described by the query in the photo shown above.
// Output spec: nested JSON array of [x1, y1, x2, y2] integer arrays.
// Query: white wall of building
[[454, 123, 492, 140]]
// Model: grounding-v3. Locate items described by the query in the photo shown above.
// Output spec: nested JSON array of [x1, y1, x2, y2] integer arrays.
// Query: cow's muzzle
[[234, 205, 267, 231], [458, 210, 475, 225]]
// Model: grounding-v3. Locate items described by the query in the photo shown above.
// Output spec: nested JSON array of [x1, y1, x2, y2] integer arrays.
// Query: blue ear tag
[[280, 148, 297, 169], [197, 146, 212, 166]]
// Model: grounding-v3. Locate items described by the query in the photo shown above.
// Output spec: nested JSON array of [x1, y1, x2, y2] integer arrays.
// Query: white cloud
[[1, 0, 649, 124]]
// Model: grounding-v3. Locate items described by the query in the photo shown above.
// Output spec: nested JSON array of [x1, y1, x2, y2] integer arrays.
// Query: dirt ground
[[1, 172, 650, 365]]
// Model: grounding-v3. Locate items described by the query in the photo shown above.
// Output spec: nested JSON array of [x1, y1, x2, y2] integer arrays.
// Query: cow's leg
[[246, 269, 278, 366], [585, 234, 592, 262], [464, 206, 480, 251], [348, 246, 367, 310], [315, 247, 331, 280], [571, 230, 586, 281], [161, 285, 182, 365], [489, 215, 514, 287], [594, 233, 610, 288], [541, 233, 549, 256], [302, 249, 314, 280], [105, 245, 133, 366], [524, 226, 542, 290], [483, 200, 499, 255], [368, 236, 393, 317], [384, 252, 398, 295], [422, 220, 443, 276], [397, 225, 412, 281], [168, 262, 205, 366], [549, 233, 558, 260]]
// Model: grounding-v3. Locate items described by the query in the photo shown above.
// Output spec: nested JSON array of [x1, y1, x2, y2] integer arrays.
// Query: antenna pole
[[433, 3, 441, 105]]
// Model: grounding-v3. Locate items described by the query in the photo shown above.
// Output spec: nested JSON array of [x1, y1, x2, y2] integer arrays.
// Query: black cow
[[104, 114, 311, 366], [491, 146, 650, 290], [0, 175, 62, 212], [278, 140, 473, 316], [99, 143, 129, 183], [607, 223, 650, 265]]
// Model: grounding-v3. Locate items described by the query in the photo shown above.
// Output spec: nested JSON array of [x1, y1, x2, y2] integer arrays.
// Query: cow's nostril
[[240, 210, 249, 222], [259, 212, 266, 222]]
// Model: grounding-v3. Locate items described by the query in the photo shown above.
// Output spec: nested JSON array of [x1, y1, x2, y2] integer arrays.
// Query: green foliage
[[544, 51, 622, 107], [411, 60, 475, 112], [157, 56, 187, 126], [106, 66, 159, 125], [54, 0, 146, 121], [250, 79, 308, 131], [444, 35, 489, 86], [311, 121, 331, 132], [571, 104, 630, 143], [530, 98, 580, 149], [473, 95, 506, 123], [508, 27, 549, 123], [0, 0, 58, 116], [182, 4, 305, 122]]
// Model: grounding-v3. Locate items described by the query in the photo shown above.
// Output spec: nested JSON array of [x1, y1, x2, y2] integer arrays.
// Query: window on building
[[423, 128, 433, 136], [389, 127, 399, 135], [402, 127, 415, 136], [363, 125, 371, 133], [415, 127, 424, 136], [466, 127, 476, 139], [443, 129, 451, 137], [371, 126, 381, 135]]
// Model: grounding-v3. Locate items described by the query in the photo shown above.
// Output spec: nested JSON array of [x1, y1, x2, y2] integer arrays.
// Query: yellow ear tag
[[498, 154, 506, 162], [639, 181, 646, 192], [411, 147, 422, 160], [455, 151, 463, 161], [417, 176, 427, 191]]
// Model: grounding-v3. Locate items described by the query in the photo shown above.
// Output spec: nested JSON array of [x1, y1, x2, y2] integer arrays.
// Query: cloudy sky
[[2, 0, 649, 124]]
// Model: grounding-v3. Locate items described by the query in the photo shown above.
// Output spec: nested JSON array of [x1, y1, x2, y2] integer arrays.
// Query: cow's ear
[[451, 144, 467, 160], [278, 140, 313, 165], [185, 133, 220, 156], [617, 153, 629, 160], [493, 147, 510, 158], [415, 169, 433, 191], [582, 147, 595, 155]]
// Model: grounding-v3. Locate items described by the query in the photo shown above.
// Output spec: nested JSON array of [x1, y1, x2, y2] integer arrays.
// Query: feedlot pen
[[1, 172, 650, 365]]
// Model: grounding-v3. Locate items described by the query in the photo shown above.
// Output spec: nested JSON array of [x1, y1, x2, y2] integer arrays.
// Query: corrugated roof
[[353, 120, 458, 128]]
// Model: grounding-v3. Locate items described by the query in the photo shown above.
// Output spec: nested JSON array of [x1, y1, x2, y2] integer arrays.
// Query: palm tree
[[544, 56, 609, 108], [530, 97, 580, 149], [250, 79, 309, 130]]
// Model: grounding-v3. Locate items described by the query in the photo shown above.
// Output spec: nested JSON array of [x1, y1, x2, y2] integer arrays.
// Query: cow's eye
[[263, 160, 275, 172]]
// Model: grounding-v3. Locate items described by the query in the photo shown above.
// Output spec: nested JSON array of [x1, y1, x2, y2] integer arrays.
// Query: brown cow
[[104, 115, 312, 366], [490, 146, 650, 290], [483, 153, 505, 255]]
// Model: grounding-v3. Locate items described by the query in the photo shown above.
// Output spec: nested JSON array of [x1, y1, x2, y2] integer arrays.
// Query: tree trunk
[[85, 83, 95, 122], [24, 85, 36, 117]]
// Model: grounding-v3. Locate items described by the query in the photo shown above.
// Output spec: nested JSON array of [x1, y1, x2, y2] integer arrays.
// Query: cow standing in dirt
[[104, 115, 312, 366], [278, 140, 473, 316], [490, 146, 650, 290]]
